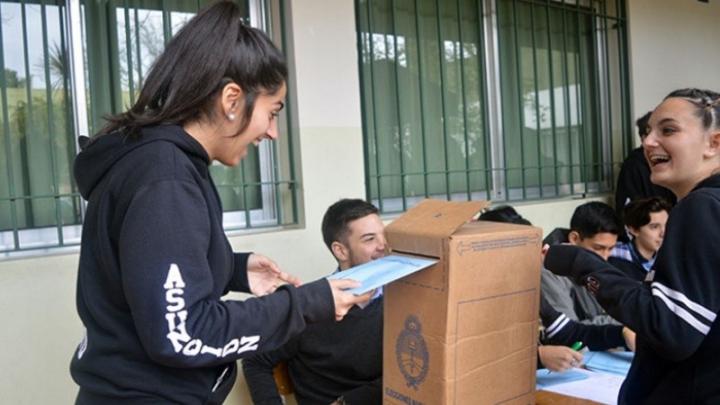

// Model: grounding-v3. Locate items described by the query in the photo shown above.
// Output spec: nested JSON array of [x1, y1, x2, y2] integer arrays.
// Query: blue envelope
[[327, 254, 438, 295]]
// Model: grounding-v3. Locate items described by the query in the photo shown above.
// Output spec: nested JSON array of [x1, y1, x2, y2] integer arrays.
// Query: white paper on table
[[539, 367, 625, 405], [326, 254, 437, 295]]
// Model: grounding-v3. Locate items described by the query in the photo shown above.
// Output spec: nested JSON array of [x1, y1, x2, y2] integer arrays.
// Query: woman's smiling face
[[644, 97, 719, 198]]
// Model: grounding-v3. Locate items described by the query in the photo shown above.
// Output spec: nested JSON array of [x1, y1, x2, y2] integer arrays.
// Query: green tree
[[4, 68, 28, 88]]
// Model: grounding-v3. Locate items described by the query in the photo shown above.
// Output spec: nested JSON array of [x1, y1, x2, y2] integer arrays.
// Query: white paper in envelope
[[326, 254, 437, 295]]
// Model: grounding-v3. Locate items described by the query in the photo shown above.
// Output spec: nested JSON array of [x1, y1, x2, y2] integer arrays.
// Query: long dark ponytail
[[99, 1, 287, 137]]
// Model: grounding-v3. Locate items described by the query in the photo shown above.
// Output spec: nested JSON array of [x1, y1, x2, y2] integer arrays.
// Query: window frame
[[0, 0, 298, 257], [356, 0, 631, 214]]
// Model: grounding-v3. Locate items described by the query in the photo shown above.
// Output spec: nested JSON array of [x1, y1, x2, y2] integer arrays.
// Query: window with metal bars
[[0, 0, 299, 256], [356, 0, 631, 214]]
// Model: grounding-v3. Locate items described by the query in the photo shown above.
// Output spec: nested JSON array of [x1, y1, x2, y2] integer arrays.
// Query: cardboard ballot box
[[383, 199, 542, 405]]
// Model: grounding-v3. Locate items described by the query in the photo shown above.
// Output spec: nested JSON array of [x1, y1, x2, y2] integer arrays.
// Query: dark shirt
[[615, 147, 676, 216], [243, 295, 383, 405]]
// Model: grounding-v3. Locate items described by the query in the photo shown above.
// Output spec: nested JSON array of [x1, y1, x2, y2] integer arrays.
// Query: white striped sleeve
[[652, 281, 715, 335], [545, 313, 570, 339]]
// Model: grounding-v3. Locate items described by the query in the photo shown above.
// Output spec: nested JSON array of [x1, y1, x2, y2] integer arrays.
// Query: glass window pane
[[0, 0, 81, 241], [1, 0, 294, 254], [359, 0, 628, 212], [358, 0, 491, 212]]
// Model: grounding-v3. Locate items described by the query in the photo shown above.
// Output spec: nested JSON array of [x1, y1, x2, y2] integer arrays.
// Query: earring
[[227, 113, 236, 121]]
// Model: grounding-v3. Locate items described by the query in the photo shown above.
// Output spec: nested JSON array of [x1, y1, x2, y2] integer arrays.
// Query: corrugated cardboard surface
[[386, 200, 489, 259], [384, 200, 541, 405]]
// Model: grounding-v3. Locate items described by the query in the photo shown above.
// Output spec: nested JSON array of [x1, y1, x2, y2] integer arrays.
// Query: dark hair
[[664, 88, 720, 131], [623, 197, 672, 230], [636, 111, 652, 140], [479, 205, 532, 226], [570, 201, 620, 239], [99, 1, 287, 137], [321, 199, 379, 251]]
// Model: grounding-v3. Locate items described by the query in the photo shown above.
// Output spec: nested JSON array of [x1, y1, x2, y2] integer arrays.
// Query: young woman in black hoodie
[[70, 2, 371, 403], [545, 88, 720, 404]]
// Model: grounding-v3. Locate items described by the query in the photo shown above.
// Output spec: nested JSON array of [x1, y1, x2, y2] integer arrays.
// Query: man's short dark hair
[[321, 199, 379, 251], [623, 197, 672, 230], [570, 202, 621, 239], [479, 205, 532, 226], [636, 111, 652, 140]]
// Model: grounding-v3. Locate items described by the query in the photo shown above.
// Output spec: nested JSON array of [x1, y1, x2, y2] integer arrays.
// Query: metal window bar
[[356, 1, 372, 205], [412, 0, 430, 200], [122, 1, 135, 102], [277, 0, 298, 225], [484, 0, 507, 202], [616, 0, 631, 160], [590, 3, 603, 190], [40, 0, 64, 245], [367, 0, 384, 212], [389, 0, 406, 211], [560, 0, 574, 195], [434, 0, 451, 201], [529, 2, 543, 198], [59, 2, 81, 224], [21, 0, 36, 227], [250, 0, 273, 227], [266, 0, 282, 225], [455, 0, 472, 201], [0, 3, 19, 251], [614, 0, 625, 156], [161, 0, 171, 43], [601, 0, 613, 191], [545, 1, 559, 197], [476, 0, 493, 201], [574, 0, 588, 194], [133, 8, 143, 85], [511, 0, 527, 199]]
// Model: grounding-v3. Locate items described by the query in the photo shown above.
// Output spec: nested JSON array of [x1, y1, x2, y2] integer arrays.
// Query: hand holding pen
[[539, 341, 584, 373]]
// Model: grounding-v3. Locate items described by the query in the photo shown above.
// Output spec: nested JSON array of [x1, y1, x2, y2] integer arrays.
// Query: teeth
[[648, 155, 670, 165]]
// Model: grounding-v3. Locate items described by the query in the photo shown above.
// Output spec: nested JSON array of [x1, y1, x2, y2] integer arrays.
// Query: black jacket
[[545, 174, 720, 404], [539, 296, 625, 351], [243, 296, 383, 405], [70, 125, 333, 404], [608, 255, 648, 283]]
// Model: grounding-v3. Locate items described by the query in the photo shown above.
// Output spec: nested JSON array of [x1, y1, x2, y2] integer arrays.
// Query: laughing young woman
[[544, 88, 720, 404], [70, 2, 371, 403]]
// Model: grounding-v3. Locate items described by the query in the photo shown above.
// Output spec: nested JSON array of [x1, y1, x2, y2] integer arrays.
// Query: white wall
[[628, 0, 720, 137], [0, 254, 82, 404], [4, 1, 717, 404]]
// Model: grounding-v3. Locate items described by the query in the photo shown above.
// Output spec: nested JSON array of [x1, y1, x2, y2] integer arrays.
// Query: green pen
[[542, 341, 584, 374]]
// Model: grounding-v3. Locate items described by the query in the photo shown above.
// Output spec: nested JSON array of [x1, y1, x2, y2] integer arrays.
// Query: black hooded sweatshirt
[[545, 174, 720, 404], [70, 125, 333, 404]]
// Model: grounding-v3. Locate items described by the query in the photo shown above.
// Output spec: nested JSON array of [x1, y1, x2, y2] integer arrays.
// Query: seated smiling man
[[243, 199, 386, 405]]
